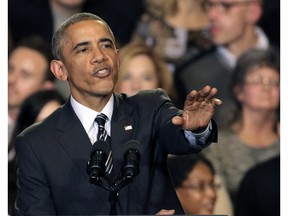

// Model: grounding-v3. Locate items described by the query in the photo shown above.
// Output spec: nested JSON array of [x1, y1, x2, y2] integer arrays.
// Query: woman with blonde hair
[[115, 42, 178, 105]]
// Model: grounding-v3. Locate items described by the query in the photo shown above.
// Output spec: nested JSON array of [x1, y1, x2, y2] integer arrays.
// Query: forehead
[[247, 66, 280, 77], [10, 47, 45, 61], [9, 47, 48, 69], [65, 20, 113, 42]]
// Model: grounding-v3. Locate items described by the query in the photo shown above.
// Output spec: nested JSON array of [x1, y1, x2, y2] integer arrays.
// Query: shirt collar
[[70, 95, 114, 134], [217, 26, 269, 68]]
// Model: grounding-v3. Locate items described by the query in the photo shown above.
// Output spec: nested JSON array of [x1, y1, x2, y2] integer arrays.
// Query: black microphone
[[121, 140, 141, 179], [87, 140, 110, 184]]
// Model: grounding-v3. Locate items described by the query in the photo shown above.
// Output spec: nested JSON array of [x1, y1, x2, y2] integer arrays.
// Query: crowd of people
[[8, 0, 280, 215]]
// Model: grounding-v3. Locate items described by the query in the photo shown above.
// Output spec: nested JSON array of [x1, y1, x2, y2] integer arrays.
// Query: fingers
[[186, 85, 222, 106]]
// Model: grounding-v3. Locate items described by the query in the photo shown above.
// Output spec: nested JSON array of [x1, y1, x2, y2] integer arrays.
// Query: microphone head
[[87, 140, 110, 179], [122, 140, 142, 178], [124, 140, 142, 156], [90, 140, 110, 157]]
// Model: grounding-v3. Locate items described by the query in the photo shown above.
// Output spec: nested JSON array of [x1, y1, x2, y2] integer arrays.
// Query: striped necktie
[[95, 113, 113, 174]]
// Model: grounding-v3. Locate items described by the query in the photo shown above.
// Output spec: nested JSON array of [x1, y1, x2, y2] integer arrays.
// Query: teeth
[[98, 69, 107, 74]]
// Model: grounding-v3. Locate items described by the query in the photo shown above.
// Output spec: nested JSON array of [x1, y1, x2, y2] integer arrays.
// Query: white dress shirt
[[70, 95, 113, 144]]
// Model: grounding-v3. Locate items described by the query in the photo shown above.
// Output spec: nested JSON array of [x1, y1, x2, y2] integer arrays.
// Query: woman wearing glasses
[[201, 48, 280, 207], [168, 154, 233, 215]]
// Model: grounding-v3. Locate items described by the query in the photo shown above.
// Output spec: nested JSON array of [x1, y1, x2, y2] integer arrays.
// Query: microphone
[[121, 140, 141, 179], [87, 140, 110, 184]]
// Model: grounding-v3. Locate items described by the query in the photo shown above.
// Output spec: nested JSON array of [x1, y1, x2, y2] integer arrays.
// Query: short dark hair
[[167, 154, 215, 188], [230, 47, 280, 121], [52, 12, 116, 61], [14, 35, 55, 81]]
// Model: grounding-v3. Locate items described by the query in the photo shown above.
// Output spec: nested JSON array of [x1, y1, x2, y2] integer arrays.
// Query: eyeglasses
[[181, 182, 221, 193], [202, 0, 258, 13], [245, 76, 280, 88]]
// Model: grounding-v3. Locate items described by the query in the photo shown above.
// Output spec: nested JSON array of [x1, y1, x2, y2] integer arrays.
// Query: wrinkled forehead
[[64, 20, 115, 43]]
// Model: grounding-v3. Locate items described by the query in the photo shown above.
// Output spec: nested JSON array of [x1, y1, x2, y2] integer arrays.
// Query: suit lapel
[[55, 100, 111, 210], [55, 101, 92, 174], [110, 94, 137, 174]]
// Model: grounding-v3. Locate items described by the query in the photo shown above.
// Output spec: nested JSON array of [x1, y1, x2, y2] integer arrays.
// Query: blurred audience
[[9, 0, 89, 99], [9, 0, 145, 98], [115, 42, 178, 105], [132, 0, 213, 72], [85, 0, 144, 47], [201, 48, 280, 206], [167, 154, 233, 215], [234, 155, 280, 216], [8, 35, 55, 148], [9, 0, 87, 45], [174, 0, 270, 128], [8, 90, 65, 216], [9, 0, 144, 48]]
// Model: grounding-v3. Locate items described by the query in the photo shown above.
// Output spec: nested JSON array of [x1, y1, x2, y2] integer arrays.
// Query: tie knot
[[95, 113, 108, 127]]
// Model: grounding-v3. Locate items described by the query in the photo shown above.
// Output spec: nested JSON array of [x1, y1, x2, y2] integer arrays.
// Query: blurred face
[[176, 162, 217, 215], [36, 100, 62, 122], [204, 0, 257, 45], [8, 47, 48, 109], [54, 20, 119, 105], [116, 54, 159, 96], [236, 67, 280, 111]]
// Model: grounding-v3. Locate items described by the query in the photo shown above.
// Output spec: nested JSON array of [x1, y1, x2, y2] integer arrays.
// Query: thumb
[[172, 116, 182, 125]]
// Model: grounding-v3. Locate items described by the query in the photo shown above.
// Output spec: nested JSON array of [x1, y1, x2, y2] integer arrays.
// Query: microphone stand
[[89, 174, 135, 215]]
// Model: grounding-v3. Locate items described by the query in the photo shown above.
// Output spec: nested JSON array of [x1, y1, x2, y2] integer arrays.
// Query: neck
[[72, 92, 112, 112], [232, 109, 278, 147], [226, 27, 258, 58]]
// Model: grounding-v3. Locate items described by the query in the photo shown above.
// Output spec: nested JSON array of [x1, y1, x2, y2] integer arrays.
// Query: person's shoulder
[[115, 89, 173, 111], [117, 88, 169, 101], [18, 106, 63, 139], [176, 47, 218, 72]]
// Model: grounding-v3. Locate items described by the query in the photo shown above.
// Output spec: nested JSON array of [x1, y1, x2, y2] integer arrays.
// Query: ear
[[247, 3, 262, 24], [234, 85, 244, 102], [50, 60, 68, 81]]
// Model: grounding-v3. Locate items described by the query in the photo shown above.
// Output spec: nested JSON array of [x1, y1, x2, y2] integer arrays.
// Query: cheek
[[177, 190, 201, 214]]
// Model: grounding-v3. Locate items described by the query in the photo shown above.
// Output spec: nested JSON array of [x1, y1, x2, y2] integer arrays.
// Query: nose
[[91, 47, 107, 63], [207, 7, 219, 20], [131, 78, 142, 92], [205, 185, 217, 200]]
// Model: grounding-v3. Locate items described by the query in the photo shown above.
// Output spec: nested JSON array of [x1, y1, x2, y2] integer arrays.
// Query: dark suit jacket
[[15, 89, 217, 215]]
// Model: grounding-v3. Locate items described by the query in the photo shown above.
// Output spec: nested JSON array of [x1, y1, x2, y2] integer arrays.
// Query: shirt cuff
[[184, 121, 212, 150]]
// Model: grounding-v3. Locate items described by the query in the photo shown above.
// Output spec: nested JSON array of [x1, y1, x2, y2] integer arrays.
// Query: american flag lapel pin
[[124, 125, 133, 131]]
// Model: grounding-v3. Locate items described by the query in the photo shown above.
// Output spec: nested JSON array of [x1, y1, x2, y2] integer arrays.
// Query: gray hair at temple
[[52, 12, 116, 61]]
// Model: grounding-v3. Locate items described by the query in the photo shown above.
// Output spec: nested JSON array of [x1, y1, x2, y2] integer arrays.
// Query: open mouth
[[92, 67, 111, 78]]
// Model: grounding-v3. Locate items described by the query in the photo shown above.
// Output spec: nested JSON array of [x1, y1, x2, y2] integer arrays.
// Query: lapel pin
[[124, 125, 133, 131]]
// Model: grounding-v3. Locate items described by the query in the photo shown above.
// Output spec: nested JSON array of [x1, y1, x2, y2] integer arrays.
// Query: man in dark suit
[[15, 13, 222, 215], [174, 0, 270, 128]]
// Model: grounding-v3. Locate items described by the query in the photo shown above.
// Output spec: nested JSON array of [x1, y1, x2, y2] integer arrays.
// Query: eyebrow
[[72, 38, 114, 52], [72, 41, 90, 52]]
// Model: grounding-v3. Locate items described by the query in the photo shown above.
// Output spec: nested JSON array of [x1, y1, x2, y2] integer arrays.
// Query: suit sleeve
[[152, 89, 218, 154], [15, 134, 56, 215]]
